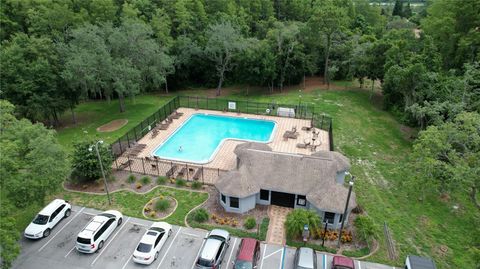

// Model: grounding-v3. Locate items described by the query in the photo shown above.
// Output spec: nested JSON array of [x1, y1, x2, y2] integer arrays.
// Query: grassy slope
[[49, 83, 477, 268]]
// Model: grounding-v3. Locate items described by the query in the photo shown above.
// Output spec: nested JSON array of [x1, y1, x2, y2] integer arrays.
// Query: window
[[260, 189, 269, 201], [221, 194, 226, 204], [155, 232, 164, 247], [215, 242, 225, 261], [324, 212, 335, 224], [230, 197, 239, 208], [296, 195, 306, 206]]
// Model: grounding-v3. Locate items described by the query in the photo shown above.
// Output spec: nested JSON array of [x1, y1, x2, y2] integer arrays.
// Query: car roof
[[140, 231, 159, 245], [298, 247, 314, 268], [332, 256, 354, 268], [39, 199, 66, 215], [237, 238, 258, 262], [407, 255, 436, 269], [209, 229, 229, 240], [78, 215, 109, 238], [200, 238, 222, 260]]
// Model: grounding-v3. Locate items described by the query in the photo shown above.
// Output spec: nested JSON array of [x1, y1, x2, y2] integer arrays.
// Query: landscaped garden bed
[[143, 195, 177, 219]]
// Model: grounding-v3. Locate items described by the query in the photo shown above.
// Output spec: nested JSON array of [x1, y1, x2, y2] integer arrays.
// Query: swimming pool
[[152, 114, 276, 164]]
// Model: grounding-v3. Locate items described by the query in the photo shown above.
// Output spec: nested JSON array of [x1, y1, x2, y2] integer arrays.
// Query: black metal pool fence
[[110, 95, 334, 158]]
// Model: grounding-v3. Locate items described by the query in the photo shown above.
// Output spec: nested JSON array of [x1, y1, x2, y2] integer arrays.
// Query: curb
[[183, 192, 211, 228]]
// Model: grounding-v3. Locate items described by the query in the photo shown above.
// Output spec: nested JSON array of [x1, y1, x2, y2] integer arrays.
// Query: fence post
[[128, 156, 132, 173], [206, 98, 209, 110], [217, 168, 220, 176], [141, 157, 146, 175], [156, 159, 160, 176], [118, 140, 123, 155], [186, 164, 189, 181], [134, 127, 138, 141], [201, 166, 204, 184], [321, 115, 324, 130]]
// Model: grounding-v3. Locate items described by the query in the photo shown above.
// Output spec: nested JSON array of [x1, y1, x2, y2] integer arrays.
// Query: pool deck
[[116, 107, 329, 184]]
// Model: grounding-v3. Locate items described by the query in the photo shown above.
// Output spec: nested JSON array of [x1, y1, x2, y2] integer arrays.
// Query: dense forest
[[0, 0, 479, 268]]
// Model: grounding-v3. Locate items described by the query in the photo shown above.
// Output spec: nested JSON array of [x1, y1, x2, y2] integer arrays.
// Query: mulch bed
[[144, 196, 177, 219], [96, 119, 128, 132]]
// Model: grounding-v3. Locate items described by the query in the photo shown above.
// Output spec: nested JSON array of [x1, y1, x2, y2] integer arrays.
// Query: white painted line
[[64, 246, 75, 258], [278, 248, 284, 269], [324, 254, 326, 269], [90, 217, 130, 266], [120, 256, 132, 269], [182, 232, 202, 238], [226, 238, 238, 267], [357, 260, 362, 269], [157, 227, 182, 269], [263, 248, 283, 259], [191, 232, 208, 269], [38, 207, 85, 252], [260, 244, 267, 269]]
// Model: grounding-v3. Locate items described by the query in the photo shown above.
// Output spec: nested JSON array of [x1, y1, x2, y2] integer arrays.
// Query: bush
[[192, 208, 209, 223], [135, 182, 142, 189], [258, 218, 270, 241], [244, 217, 256, 229], [191, 181, 202, 189], [127, 174, 136, 183], [354, 215, 377, 242], [285, 209, 320, 240], [155, 198, 170, 212], [175, 178, 186, 187], [71, 140, 113, 181], [156, 176, 167, 185], [141, 176, 151, 185]]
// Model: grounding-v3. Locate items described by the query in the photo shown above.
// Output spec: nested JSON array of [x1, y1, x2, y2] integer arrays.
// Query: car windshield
[[136, 243, 152, 253], [197, 258, 214, 267], [234, 261, 253, 269], [32, 214, 49, 225]]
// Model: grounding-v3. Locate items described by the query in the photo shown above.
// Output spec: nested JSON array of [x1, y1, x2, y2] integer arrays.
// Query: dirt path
[[96, 119, 128, 132]]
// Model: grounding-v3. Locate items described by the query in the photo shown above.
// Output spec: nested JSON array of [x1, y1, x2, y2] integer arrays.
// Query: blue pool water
[[152, 114, 276, 163]]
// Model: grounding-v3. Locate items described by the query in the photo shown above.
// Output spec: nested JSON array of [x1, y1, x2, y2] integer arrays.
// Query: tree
[[403, 1, 413, 18], [71, 140, 114, 182], [409, 112, 480, 208], [392, 0, 403, 17], [284, 209, 321, 239], [204, 20, 247, 96], [309, 0, 348, 86]]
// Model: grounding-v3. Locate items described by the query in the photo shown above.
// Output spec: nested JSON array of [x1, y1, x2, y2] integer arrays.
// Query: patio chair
[[151, 129, 159, 138], [193, 167, 203, 181], [166, 165, 177, 178], [118, 160, 133, 169]]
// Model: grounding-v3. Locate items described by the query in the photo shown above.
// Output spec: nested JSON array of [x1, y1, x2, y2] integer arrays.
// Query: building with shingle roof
[[215, 142, 356, 229]]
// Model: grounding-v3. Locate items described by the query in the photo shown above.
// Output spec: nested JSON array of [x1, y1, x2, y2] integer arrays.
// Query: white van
[[24, 199, 71, 239], [76, 210, 123, 253]]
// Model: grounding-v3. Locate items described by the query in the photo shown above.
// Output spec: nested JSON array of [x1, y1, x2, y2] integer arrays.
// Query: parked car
[[195, 229, 231, 269], [75, 210, 123, 253], [405, 255, 436, 269], [233, 238, 260, 269], [24, 199, 71, 239], [294, 247, 317, 269], [132, 222, 173, 265], [331, 255, 355, 269]]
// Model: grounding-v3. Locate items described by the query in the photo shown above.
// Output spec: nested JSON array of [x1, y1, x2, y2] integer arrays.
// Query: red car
[[233, 238, 261, 269], [332, 255, 355, 269]]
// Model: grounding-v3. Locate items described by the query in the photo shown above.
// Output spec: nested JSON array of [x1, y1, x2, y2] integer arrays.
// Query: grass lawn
[[55, 187, 208, 226], [48, 80, 478, 268], [56, 94, 173, 151]]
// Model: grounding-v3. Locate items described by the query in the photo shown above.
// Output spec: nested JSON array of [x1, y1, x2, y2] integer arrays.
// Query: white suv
[[76, 210, 123, 253], [24, 199, 71, 239]]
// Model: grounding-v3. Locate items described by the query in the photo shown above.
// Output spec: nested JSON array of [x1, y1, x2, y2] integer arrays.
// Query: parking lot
[[14, 206, 399, 269]]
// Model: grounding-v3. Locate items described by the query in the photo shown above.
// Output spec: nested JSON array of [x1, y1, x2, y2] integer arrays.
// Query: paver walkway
[[266, 205, 292, 245]]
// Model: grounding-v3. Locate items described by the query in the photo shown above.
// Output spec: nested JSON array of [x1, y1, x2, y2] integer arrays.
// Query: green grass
[[58, 187, 208, 226], [56, 94, 172, 151]]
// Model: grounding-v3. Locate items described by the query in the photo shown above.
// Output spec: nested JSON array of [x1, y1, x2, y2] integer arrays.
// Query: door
[[270, 191, 296, 208]]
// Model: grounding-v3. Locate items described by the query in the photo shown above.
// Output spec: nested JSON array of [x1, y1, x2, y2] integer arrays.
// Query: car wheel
[[117, 218, 123, 226], [154, 251, 159, 260], [98, 241, 104, 250], [43, 229, 51, 238], [64, 209, 71, 218]]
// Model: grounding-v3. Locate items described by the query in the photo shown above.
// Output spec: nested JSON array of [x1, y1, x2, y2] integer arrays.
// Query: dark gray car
[[294, 247, 317, 269]]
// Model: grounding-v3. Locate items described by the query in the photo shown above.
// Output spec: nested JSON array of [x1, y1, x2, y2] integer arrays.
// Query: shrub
[[354, 215, 377, 242], [156, 176, 167, 185], [155, 198, 170, 212], [141, 176, 151, 185], [135, 182, 142, 189], [175, 178, 186, 187], [244, 217, 256, 229], [285, 209, 320, 240], [149, 211, 156, 218], [191, 181, 202, 189], [127, 174, 136, 183], [71, 140, 113, 181], [192, 208, 209, 223]]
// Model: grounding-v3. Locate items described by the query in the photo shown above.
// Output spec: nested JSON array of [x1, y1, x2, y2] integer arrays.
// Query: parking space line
[[120, 256, 132, 269], [190, 232, 208, 269], [90, 217, 130, 266], [64, 246, 75, 258], [263, 248, 282, 259], [157, 227, 182, 269], [279, 247, 285, 269], [38, 207, 85, 252], [260, 244, 267, 269], [182, 232, 202, 238], [225, 238, 237, 268], [357, 260, 362, 269], [323, 254, 326, 269]]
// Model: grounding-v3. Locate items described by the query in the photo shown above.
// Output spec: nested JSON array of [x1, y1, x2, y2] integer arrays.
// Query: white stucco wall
[[220, 193, 256, 213]]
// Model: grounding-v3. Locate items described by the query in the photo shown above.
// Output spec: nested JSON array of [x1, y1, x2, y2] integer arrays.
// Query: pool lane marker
[[157, 227, 182, 269], [226, 238, 238, 267], [38, 207, 85, 252], [90, 217, 130, 266]]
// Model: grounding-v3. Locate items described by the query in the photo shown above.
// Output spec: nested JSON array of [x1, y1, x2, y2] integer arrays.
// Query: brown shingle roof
[[215, 143, 356, 213]]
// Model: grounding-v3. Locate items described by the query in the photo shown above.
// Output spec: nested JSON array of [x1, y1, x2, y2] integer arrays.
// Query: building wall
[[311, 204, 349, 229], [220, 193, 256, 213]]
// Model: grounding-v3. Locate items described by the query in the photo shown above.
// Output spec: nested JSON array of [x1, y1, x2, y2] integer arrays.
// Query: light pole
[[337, 175, 355, 248], [89, 140, 111, 205]]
